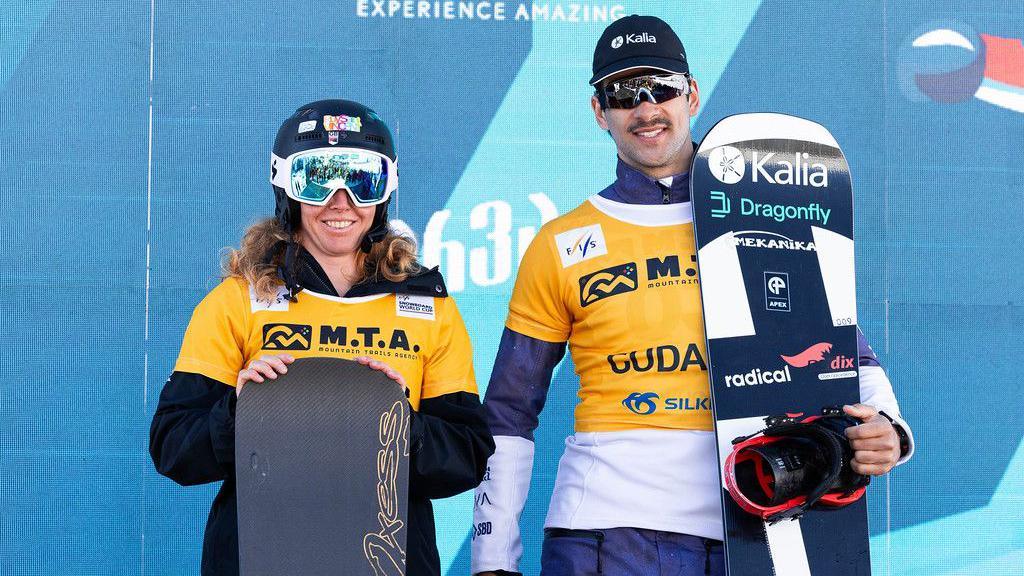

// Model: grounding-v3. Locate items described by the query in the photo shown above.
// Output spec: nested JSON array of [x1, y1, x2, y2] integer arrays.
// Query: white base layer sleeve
[[859, 364, 915, 464], [471, 435, 535, 574]]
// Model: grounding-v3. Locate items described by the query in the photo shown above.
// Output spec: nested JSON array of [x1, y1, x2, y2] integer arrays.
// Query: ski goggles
[[599, 73, 692, 109], [270, 147, 398, 207]]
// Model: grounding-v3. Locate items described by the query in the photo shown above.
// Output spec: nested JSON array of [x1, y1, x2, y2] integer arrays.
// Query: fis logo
[[579, 262, 637, 307], [781, 342, 833, 367], [262, 323, 312, 350], [764, 271, 790, 312], [555, 224, 608, 268], [622, 392, 659, 415], [569, 233, 598, 257], [709, 146, 745, 184], [710, 191, 732, 218], [249, 285, 290, 312]]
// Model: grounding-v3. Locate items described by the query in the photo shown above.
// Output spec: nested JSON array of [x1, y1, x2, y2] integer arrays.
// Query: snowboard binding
[[724, 407, 870, 524]]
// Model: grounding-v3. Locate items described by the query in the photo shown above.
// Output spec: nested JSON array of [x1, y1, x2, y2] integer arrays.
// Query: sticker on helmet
[[323, 114, 362, 132], [297, 120, 317, 134]]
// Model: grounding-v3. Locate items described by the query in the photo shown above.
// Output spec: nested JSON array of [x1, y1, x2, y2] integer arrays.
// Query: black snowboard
[[236, 357, 409, 576], [691, 113, 869, 575]]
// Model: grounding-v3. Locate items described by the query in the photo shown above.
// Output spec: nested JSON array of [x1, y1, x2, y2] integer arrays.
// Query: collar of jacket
[[602, 153, 694, 205], [295, 248, 449, 298]]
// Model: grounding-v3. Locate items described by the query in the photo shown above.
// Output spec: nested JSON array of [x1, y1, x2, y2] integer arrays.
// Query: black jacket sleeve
[[408, 390, 495, 500], [149, 371, 237, 486]]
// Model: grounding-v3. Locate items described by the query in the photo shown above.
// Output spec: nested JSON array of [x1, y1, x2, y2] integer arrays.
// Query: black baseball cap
[[590, 15, 689, 86]]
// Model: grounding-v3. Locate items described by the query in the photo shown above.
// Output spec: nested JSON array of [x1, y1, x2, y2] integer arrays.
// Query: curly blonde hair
[[222, 217, 422, 300]]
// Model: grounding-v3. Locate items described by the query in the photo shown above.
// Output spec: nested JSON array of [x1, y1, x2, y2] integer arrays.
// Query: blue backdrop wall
[[2, 1, 1023, 574]]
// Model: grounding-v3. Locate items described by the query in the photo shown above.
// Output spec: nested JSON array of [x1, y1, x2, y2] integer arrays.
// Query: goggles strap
[[279, 238, 302, 301], [264, 238, 301, 301]]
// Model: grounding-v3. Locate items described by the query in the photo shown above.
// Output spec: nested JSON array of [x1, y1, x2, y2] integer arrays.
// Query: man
[[472, 15, 914, 576]]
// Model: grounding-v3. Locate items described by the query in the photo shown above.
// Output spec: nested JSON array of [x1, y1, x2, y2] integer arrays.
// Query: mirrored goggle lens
[[290, 150, 390, 205], [603, 74, 691, 109]]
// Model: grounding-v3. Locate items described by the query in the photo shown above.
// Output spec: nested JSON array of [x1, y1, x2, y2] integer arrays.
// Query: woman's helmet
[[270, 99, 397, 252]]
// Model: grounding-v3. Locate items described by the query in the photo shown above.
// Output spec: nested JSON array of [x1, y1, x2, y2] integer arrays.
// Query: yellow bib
[[507, 197, 710, 432], [174, 278, 477, 410]]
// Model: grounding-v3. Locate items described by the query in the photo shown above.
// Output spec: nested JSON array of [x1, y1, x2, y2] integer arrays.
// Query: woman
[[149, 99, 494, 576]]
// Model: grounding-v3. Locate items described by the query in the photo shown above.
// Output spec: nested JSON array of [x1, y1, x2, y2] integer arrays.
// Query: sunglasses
[[600, 73, 692, 109]]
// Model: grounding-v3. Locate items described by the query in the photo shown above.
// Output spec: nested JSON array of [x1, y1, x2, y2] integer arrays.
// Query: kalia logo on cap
[[611, 32, 657, 48]]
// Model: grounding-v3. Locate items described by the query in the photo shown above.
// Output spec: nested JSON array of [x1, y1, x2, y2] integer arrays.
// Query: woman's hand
[[236, 354, 295, 396], [353, 356, 407, 392]]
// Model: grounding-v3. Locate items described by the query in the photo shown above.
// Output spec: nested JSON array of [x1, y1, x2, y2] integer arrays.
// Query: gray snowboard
[[236, 357, 409, 576]]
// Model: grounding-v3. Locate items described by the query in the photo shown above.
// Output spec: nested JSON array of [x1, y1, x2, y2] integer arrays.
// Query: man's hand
[[843, 403, 901, 476]]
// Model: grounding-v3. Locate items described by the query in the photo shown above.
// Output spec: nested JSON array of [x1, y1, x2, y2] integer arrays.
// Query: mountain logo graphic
[[262, 323, 312, 351], [579, 262, 638, 307]]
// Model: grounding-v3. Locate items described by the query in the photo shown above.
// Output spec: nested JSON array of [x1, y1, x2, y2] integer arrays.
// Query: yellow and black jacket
[[149, 250, 494, 576]]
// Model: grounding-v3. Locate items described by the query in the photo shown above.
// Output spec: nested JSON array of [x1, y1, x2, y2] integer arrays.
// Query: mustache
[[629, 118, 671, 132]]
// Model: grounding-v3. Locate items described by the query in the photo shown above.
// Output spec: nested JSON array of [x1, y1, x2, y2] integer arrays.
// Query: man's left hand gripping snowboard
[[691, 113, 870, 575], [236, 357, 409, 576]]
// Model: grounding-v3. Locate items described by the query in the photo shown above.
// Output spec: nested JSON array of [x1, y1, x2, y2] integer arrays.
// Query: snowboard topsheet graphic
[[691, 113, 869, 576]]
